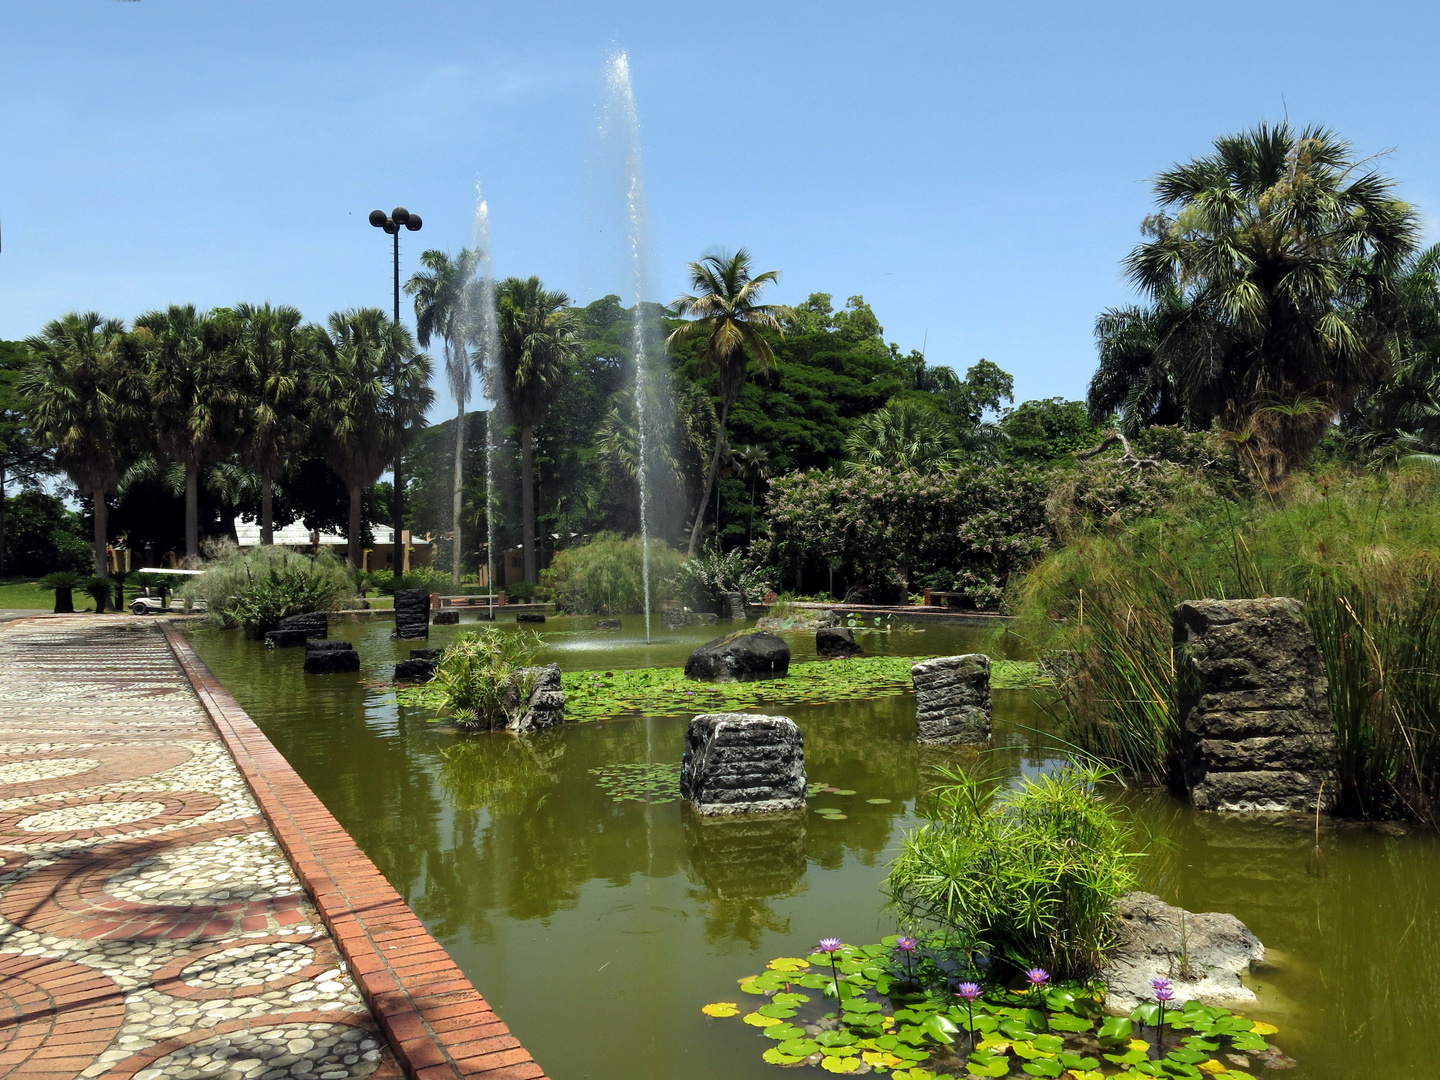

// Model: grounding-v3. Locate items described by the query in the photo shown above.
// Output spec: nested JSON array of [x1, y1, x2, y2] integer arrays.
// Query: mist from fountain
[[467, 185, 502, 618]]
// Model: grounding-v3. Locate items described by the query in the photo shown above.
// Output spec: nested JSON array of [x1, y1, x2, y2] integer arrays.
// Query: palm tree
[[406, 249, 478, 584], [667, 248, 786, 555], [728, 444, 771, 545], [1088, 282, 1195, 435], [843, 400, 962, 473], [494, 276, 580, 583], [1125, 122, 1419, 481], [232, 303, 320, 546], [21, 313, 140, 590], [314, 309, 433, 569], [131, 304, 236, 563]]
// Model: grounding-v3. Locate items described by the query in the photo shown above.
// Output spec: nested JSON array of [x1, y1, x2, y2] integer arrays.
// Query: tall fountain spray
[[468, 185, 501, 618], [606, 51, 656, 643]]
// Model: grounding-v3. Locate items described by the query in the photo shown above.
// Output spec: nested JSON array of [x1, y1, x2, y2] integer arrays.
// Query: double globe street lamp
[[369, 207, 422, 574]]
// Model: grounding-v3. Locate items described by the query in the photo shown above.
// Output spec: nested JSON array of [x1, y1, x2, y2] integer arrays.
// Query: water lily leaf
[[866, 798, 892, 804], [1196, 1060, 1227, 1074], [814, 807, 843, 815], [1033, 1034, 1064, 1054], [1166, 1049, 1207, 1064], [821, 1056, 861, 1073], [966, 1060, 1010, 1078], [1181, 1038, 1219, 1051], [832, 789, 857, 795], [864, 1051, 905, 1068], [822, 1046, 862, 1058], [921, 1013, 958, 1045], [1127, 1038, 1151, 1052], [1227, 1034, 1267, 1052], [1221, 1071, 1256, 1080], [757, 1003, 798, 1019], [1131, 1003, 1160, 1026], [1023, 1059, 1065, 1078], [999, 1017, 1034, 1041], [1044, 989, 1077, 1012], [764, 1024, 806, 1042], [823, 813, 848, 820], [701, 1002, 739, 1017], [762, 1047, 806, 1065], [891, 1071, 935, 1080], [778, 1038, 820, 1056], [796, 972, 833, 990], [768, 957, 812, 971], [743, 1012, 782, 1028], [1058, 1053, 1100, 1070], [1012, 1040, 1044, 1059], [1097, 1017, 1133, 1042], [1102, 1048, 1147, 1066], [817, 1030, 859, 1048], [890, 1043, 933, 1062], [1046, 1012, 1093, 1032], [1067, 1072, 1105, 1080], [1248, 1021, 1278, 1036]]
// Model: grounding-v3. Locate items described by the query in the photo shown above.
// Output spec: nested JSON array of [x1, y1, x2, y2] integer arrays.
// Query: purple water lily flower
[[955, 982, 981, 1002], [1026, 968, 1050, 990], [894, 937, 918, 953], [1152, 977, 1175, 1003], [815, 938, 843, 954]]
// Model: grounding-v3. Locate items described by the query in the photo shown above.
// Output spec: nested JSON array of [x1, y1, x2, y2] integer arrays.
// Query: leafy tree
[[0, 341, 54, 574], [231, 303, 320, 545], [999, 398, 1106, 463], [407, 248, 479, 583], [2, 490, 88, 575], [494, 276, 581, 582], [315, 308, 432, 568], [668, 248, 787, 554], [131, 304, 237, 562], [1123, 122, 1419, 483], [22, 312, 142, 587]]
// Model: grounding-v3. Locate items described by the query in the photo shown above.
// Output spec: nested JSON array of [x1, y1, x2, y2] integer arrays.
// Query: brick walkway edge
[[161, 623, 549, 1080]]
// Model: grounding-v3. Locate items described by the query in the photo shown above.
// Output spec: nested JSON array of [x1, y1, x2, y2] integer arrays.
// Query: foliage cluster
[[673, 540, 771, 610], [707, 937, 1281, 1078], [184, 543, 352, 638], [1013, 466, 1440, 822], [541, 532, 685, 615], [429, 628, 543, 729]]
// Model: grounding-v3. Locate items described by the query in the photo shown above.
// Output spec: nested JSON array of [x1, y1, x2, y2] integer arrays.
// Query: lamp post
[[369, 206, 422, 574]]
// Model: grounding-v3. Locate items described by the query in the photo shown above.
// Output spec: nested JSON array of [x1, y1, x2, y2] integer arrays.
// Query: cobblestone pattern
[[0, 617, 403, 1080]]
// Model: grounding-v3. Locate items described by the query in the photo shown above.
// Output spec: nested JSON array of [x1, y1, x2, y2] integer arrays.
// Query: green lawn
[[0, 577, 61, 611]]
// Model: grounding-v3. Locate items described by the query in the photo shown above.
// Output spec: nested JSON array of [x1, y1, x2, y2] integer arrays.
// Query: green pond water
[[184, 613, 1439, 1080]]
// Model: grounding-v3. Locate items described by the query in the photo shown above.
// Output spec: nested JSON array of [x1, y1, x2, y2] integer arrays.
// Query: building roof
[[232, 519, 429, 548]]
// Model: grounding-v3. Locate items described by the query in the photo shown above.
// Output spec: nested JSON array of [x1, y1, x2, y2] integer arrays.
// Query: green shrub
[[541, 533, 684, 615], [184, 545, 353, 638], [673, 540, 769, 611], [38, 570, 84, 613], [431, 628, 543, 728], [885, 766, 1141, 980]]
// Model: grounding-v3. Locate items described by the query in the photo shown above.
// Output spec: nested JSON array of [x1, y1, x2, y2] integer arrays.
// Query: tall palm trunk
[[0, 464, 7, 578], [452, 402, 465, 585], [260, 475, 275, 547], [348, 485, 363, 570], [520, 424, 537, 583], [92, 488, 109, 611], [688, 402, 730, 556], [184, 461, 199, 564]]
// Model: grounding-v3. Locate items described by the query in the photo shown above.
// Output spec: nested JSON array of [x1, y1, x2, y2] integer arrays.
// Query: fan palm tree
[[1088, 282, 1195, 435], [728, 444, 771, 545], [667, 248, 786, 555], [406, 248, 478, 584], [843, 400, 963, 473], [131, 304, 236, 562], [232, 303, 320, 546], [494, 276, 580, 583], [21, 313, 141, 589], [314, 309, 433, 568], [1125, 122, 1419, 481]]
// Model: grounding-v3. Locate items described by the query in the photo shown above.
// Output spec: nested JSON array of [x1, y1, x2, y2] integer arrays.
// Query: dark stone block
[[410, 648, 442, 661], [719, 591, 747, 620], [685, 631, 790, 683], [304, 642, 360, 674], [595, 618, 622, 630], [661, 605, 687, 629], [278, 611, 328, 637], [816, 626, 863, 657], [911, 654, 991, 744], [431, 609, 459, 625], [264, 629, 316, 649], [393, 589, 430, 640], [1174, 598, 1333, 812], [516, 613, 546, 623], [467, 662, 565, 732], [304, 639, 354, 651], [680, 713, 807, 815], [394, 657, 437, 682], [685, 612, 719, 626]]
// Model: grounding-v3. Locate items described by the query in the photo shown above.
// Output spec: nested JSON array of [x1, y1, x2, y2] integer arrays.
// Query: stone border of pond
[[160, 622, 549, 1080]]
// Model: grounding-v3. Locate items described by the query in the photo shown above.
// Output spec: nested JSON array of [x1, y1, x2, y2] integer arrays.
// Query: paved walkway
[[0, 618, 403, 1080]]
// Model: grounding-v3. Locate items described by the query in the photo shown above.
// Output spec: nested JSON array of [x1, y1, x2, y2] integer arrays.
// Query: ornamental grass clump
[[184, 543, 352, 638], [431, 628, 543, 729], [541, 532, 684, 615], [884, 766, 1140, 981]]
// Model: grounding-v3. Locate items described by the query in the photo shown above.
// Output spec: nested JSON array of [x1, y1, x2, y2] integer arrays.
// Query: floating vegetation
[[398, 655, 1046, 725], [704, 938, 1288, 1078], [589, 762, 682, 803], [867, 798, 893, 805]]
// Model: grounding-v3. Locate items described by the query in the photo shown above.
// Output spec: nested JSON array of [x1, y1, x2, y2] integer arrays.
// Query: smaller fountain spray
[[467, 185, 501, 620]]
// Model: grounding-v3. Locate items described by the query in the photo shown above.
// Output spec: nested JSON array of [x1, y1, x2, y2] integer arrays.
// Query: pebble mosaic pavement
[[0, 618, 404, 1080]]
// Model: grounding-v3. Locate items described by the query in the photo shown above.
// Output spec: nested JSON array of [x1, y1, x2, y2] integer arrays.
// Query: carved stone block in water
[[393, 589, 430, 639], [432, 609, 459, 625], [395, 648, 442, 683], [504, 662, 565, 732], [264, 610, 329, 648], [816, 627, 863, 657], [680, 713, 807, 815], [1174, 598, 1333, 812], [720, 591, 747, 619], [911, 654, 991, 744], [516, 612, 546, 624], [303, 639, 359, 674]]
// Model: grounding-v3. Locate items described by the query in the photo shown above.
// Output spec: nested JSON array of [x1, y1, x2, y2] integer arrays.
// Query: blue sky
[[3, 0, 1440, 419]]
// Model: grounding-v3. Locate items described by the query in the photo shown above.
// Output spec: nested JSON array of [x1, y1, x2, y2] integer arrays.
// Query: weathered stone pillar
[[680, 713, 807, 815], [1174, 598, 1333, 812], [395, 647, 442, 683], [504, 662, 565, 732], [911, 654, 991, 743], [303, 639, 359, 674], [720, 591, 747, 619], [263, 610, 329, 648], [393, 589, 429, 639], [816, 626, 863, 656], [432, 609, 459, 625]]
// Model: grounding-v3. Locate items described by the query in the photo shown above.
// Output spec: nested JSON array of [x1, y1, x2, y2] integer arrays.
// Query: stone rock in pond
[[303, 640, 359, 674], [720, 591, 747, 619], [685, 630, 790, 683], [1101, 891, 1265, 1015], [594, 618, 622, 630], [661, 605, 687, 629], [503, 662, 565, 732], [431, 609, 459, 625], [264, 629, 315, 649], [756, 607, 838, 631], [279, 611, 328, 637], [911, 654, 991, 744], [516, 612, 546, 623], [685, 612, 718, 626], [393, 589, 430, 639], [816, 626, 863, 657], [680, 713, 807, 815], [394, 648, 443, 683], [1174, 598, 1334, 812]]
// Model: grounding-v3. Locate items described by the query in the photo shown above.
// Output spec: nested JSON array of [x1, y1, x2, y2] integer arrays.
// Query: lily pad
[[820, 1058, 861, 1074], [865, 797, 892, 804], [701, 1002, 739, 1017], [762, 1047, 806, 1065], [743, 1012, 783, 1028]]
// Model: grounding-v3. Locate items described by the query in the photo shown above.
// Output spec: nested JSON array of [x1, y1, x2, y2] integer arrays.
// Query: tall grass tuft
[[431, 628, 543, 729], [542, 532, 684, 615], [1013, 466, 1440, 823], [185, 543, 352, 638]]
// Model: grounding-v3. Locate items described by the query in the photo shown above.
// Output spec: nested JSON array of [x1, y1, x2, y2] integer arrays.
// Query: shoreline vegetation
[[396, 654, 1048, 724]]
